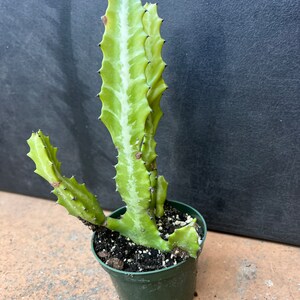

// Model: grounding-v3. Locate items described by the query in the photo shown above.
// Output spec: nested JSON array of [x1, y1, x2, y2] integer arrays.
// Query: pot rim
[[91, 199, 207, 276]]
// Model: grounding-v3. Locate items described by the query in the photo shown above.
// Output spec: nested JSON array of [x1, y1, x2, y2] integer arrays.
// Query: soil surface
[[93, 204, 204, 272]]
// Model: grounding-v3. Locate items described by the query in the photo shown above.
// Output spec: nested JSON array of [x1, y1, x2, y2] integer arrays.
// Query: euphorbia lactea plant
[[27, 0, 200, 257]]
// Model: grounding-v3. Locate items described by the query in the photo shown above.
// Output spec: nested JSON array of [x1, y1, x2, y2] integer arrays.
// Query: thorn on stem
[[101, 15, 107, 26], [135, 152, 143, 159], [51, 182, 60, 188]]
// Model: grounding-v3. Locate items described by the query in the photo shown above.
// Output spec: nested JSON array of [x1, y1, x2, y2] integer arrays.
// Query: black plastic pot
[[91, 200, 207, 300]]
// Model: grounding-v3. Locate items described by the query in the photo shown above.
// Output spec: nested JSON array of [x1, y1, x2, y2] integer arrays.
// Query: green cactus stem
[[99, 0, 169, 250], [142, 3, 168, 217], [98, 0, 201, 257], [168, 220, 201, 257], [27, 130, 106, 226]]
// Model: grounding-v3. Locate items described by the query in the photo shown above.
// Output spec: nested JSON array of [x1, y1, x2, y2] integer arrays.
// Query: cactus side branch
[[27, 130, 106, 226]]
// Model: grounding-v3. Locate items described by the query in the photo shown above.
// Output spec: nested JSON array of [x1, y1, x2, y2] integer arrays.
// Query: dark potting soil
[[93, 204, 204, 272]]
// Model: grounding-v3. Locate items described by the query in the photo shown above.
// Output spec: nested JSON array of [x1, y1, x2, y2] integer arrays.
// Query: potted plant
[[27, 1, 207, 299]]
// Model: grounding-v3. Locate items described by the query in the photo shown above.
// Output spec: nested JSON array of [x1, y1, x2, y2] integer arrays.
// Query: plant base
[[91, 200, 207, 300]]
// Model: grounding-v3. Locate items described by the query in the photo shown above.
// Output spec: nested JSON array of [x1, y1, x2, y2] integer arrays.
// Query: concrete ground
[[0, 191, 299, 299]]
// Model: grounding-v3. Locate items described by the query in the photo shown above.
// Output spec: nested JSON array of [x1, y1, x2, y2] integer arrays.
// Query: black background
[[0, 0, 299, 245]]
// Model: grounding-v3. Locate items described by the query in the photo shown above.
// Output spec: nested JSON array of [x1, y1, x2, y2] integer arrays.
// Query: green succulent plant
[[27, 0, 200, 258]]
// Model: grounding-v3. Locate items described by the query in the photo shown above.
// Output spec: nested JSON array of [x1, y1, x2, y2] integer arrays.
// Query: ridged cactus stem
[[98, 0, 170, 250], [142, 3, 168, 217], [27, 130, 106, 226]]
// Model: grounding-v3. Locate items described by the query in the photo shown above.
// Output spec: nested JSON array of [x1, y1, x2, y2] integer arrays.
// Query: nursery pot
[[91, 200, 207, 300]]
